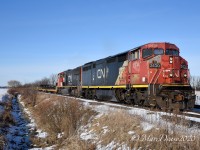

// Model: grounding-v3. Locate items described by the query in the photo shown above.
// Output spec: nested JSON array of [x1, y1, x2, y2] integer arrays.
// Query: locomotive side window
[[142, 48, 153, 58], [166, 49, 179, 56], [154, 48, 164, 55], [83, 66, 91, 71], [130, 50, 139, 60]]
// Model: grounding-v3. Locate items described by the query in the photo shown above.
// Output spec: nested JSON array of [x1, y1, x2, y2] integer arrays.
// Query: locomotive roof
[[58, 42, 178, 73], [78, 42, 178, 67], [83, 45, 142, 66], [109, 45, 142, 58]]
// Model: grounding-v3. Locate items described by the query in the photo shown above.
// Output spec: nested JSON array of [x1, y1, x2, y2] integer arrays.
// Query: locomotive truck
[[41, 42, 195, 110]]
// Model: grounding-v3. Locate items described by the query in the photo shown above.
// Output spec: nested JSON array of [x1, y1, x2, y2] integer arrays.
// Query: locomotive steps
[[6, 87, 198, 150]]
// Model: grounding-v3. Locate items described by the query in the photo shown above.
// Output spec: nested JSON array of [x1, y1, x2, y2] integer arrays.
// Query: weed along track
[[45, 92, 200, 126], [0, 92, 31, 149]]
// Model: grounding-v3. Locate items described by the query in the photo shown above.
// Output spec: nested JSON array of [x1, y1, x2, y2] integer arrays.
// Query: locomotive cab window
[[154, 48, 164, 55], [142, 48, 153, 58], [165, 49, 179, 56], [59, 74, 63, 77]]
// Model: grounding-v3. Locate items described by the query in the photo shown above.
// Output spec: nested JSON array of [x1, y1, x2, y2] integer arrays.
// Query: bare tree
[[196, 78, 200, 90], [49, 74, 57, 86], [39, 77, 50, 86], [190, 76, 196, 88], [190, 76, 200, 90], [7, 80, 22, 87]]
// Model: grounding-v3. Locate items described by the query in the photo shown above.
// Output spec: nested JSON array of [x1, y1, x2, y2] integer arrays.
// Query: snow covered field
[[0, 88, 8, 101]]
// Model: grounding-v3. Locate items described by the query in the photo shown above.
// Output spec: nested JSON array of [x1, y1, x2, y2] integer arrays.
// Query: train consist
[[40, 42, 195, 110]]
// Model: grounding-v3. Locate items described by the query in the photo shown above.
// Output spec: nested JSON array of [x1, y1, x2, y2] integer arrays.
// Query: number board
[[149, 63, 161, 68]]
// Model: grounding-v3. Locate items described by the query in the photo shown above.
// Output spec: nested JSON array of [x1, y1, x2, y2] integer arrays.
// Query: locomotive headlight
[[169, 73, 173, 77], [184, 73, 187, 78], [169, 57, 173, 64]]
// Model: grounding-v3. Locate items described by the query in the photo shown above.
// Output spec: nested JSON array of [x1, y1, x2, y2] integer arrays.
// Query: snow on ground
[[29, 145, 55, 150], [0, 90, 51, 150], [0, 88, 8, 114], [4, 98, 31, 150], [14, 93, 200, 149], [18, 96, 52, 150], [96, 141, 130, 150], [0, 88, 8, 99], [75, 96, 200, 148], [184, 111, 200, 116], [141, 122, 154, 131], [78, 97, 200, 124], [0, 89, 31, 149], [0, 88, 8, 103]]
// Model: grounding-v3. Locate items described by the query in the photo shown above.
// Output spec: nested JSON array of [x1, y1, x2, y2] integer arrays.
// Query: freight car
[[42, 42, 195, 110]]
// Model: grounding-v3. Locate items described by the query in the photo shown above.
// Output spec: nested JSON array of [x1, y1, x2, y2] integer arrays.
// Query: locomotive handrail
[[148, 69, 162, 95], [153, 69, 162, 95]]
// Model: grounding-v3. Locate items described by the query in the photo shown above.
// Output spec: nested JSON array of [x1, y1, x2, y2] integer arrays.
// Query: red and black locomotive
[[51, 42, 195, 110]]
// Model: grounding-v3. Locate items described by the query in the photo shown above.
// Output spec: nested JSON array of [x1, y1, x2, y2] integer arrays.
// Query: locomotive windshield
[[142, 48, 164, 58], [165, 49, 179, 56], [142, 48, 153, 58], [154, 48, 164, 55]]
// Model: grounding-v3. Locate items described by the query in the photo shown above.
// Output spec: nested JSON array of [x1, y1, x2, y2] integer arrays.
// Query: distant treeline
[[0, 86, 8, 89]]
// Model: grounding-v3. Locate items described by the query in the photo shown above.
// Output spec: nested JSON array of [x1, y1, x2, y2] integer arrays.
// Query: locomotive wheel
[[155, 96, 168, 111], [133, 92, 145, 106], [115, 89, 124, 102]]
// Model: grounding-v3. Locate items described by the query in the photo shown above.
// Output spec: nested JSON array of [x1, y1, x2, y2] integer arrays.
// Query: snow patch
[[29, 145, 56, 150], [141, 122, 154, 131], [102, 126, 109, 134], [128, 131, 135, 135], [36, 129, 48, 138]]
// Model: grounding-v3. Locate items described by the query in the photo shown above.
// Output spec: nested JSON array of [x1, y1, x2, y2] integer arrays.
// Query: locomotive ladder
[[148, 69, 162, 96]]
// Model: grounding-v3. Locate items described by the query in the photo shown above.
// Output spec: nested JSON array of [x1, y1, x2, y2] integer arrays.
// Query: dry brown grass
[[58, 136, 96, 150], [18, 92, 97, 149], [1, 110, 14, 125], [0, 136, 5, 150], [17, 88, 200, 150], [20, 87, 37, 107], [90, 110, 200, 150], [7, 88, 18, 97], [0, 99, 15, 126], [0, 100, 15, 149], [91, 110, 142, 147], [8, 87, 38, 107]]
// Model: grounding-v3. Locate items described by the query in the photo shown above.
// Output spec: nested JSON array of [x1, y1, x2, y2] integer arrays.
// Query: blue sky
[[0, 0, 200, 86]]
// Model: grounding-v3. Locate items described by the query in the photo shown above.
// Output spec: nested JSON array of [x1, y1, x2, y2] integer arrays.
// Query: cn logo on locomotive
[[97, 68, 106, 79]]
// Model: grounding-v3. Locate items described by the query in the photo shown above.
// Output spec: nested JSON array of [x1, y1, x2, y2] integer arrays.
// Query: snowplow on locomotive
[[40, 42, 195, 110]]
